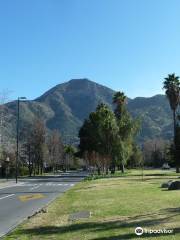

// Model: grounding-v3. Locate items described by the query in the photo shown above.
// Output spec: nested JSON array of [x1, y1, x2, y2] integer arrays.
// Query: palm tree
[[113, 91, 126, 119], [113, 91, 127, 173], [163, 73, 180, 172]]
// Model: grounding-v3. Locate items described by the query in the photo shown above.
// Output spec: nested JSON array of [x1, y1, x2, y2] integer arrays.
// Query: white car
[[162, 163, 170, 170]]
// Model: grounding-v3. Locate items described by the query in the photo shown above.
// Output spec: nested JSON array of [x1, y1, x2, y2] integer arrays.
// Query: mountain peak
[[66, 78, 97, 89], [68, 78, 91, 83], [66, 78, 107, 89], [5, 79, 173, 144]]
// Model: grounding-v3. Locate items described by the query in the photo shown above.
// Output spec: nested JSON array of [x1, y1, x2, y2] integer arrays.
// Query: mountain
[[127, 95, 172, 142], [4, 79, 173, 144]]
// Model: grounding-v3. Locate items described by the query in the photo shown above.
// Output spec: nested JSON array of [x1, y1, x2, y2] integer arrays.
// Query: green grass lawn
[[86, 168, 179, 180], [5, 169, 180, 240]]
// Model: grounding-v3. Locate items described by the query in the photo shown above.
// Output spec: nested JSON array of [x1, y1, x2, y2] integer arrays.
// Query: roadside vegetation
[[79, 91, 141, 175], [78, 75, 180, 176], [0, 113, 80, 178]]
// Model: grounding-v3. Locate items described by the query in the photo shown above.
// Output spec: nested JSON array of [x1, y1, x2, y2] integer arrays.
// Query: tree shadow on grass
[[17, 224, 180, 240], [164, 207, 180, 213], [91, 227, 180, 240], [78, 177, 173, 191], [17, 209, 180, 239]]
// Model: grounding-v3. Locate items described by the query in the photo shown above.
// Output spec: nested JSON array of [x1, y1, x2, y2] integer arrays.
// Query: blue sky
[[1, 0, 180, 100]]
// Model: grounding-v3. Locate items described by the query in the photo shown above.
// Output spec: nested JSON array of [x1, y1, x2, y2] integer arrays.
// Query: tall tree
[[22, 133, 34, 177], [163, 73, 180, 172], [31, 118, 46, 175], [113, 91, 126, 119], [113, 92, 140, 173], [47, 130, 64, 173], [79, 103, 119, 174], [127, 144, 143, 168], [64, 145, 76, 170]]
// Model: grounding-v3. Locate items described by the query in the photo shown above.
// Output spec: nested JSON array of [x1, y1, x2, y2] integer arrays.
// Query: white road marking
[[30, 185, 40, 190], [46, 183, 52, 186], [17, 183, 75, 187], [0, 183, 24, 190], [0, 194, 15, 200]]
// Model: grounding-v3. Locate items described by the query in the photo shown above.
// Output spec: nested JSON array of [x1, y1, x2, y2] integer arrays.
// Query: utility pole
[[16, 97, 26, 183]]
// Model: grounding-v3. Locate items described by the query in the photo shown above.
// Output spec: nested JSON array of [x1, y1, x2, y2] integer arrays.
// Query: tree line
[[77, 74, 180, 174], [0, 113, 79, 177], [1, 74, 180, 177], [78, 92, 141, 174]]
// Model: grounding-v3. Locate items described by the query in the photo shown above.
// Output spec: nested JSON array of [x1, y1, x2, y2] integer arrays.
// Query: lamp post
[[141, 144, 144, 181], [5, 157, 10, 180], [16, 97, 26, 183]]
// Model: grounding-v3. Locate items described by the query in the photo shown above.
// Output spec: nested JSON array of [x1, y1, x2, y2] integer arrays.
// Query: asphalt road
[[0, 171, 87, 238]]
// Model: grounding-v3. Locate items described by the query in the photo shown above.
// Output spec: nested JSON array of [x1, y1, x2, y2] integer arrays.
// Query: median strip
[[18, 194, 45, 202]]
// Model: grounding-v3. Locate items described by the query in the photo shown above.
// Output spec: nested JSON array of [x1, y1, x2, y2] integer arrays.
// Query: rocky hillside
[[4, 79, 173, 144]]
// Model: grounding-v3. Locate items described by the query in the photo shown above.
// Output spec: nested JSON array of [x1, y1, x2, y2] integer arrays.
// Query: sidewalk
[[0, 179, 20, 189]]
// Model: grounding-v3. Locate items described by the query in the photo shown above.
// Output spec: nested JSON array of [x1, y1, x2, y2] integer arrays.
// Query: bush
[[19, 167, 29, 176]]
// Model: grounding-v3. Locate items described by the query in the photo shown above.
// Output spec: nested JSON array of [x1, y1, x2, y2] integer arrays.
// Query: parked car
[[162, 163, 170, 170]]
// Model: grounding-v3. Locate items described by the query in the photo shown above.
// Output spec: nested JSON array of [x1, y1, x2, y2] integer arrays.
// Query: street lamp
[[141, 144, 144, 181], [16, 97, 27, 183], [5, 157, 10, 180]]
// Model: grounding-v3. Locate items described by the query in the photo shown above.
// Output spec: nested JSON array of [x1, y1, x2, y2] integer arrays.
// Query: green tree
[[151, 149, 164, 168], [113, 91, 126, 119], [113, 92, 140, 173], [79, 103, 118, 174], [79, 97, 140, 175], [127, 144, 143, 168], [64, 145, 76, 170], [163, 73, 180, 172]]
